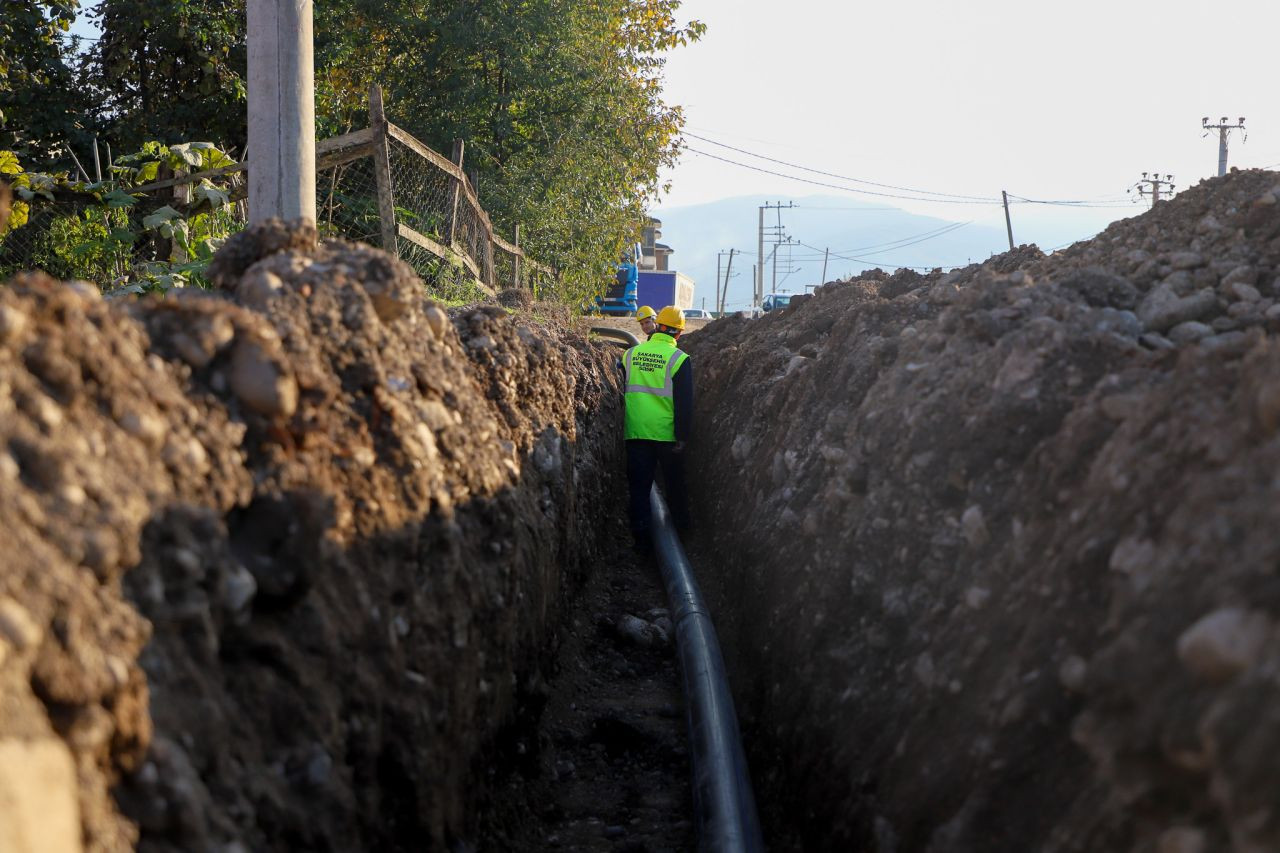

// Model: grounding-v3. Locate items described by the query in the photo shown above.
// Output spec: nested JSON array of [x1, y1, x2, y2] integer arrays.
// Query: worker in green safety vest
[[622, 305, 693, 553]]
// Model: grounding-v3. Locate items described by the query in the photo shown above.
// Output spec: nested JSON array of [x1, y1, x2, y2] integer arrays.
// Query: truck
[[594, 243, 642, 315], [637, 270, 695, 313], [761, 293, 793, 313]]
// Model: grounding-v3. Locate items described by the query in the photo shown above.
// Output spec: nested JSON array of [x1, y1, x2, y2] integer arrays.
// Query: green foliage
[[6, 0, 702, 308], [0, 0, 91, 166], [0, 143, 241, 291], [314, 0, 703, 307], [84, 0, 247, 154]]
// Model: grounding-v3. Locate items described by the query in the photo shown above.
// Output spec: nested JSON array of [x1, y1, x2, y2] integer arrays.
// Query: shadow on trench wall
[[114, 423, 623, 851]]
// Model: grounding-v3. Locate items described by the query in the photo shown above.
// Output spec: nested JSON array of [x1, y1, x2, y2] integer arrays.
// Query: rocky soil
[[684, 169, 1280, 852], [474, 518, 694, 852], [0, 221, 627, 851]]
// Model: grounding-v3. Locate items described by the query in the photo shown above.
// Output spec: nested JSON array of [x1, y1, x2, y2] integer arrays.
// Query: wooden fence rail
[[0, 85, 554, 297]]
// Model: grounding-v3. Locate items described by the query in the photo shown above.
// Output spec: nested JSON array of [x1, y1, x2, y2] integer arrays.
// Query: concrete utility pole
[[819, 247, 829, 287], [716, 251, 722, 313], [717, 248, 735, 316], [757, 201, 795, 307], [756, 206, 765, 309], [248, 0, 317, 223], [1135, 172, 1175, 208], [771, 236, 797, 296], [1202, 116, 1246, 177], [1001, 190, 1015, 250]]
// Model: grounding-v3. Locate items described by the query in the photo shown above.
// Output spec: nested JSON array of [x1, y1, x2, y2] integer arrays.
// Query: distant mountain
[[650, 194, 1134, 312]]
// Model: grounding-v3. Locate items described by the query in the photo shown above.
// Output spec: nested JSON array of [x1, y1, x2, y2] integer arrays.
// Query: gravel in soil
[[473, 517, 694, 853], [0, 219, 627, 851], [683, 169, 1280, 852]]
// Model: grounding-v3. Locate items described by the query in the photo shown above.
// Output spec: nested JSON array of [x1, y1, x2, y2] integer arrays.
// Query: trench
[[1, 230, 744, 852], [466, 328, 744, 851], [469, 507, 696, 851]]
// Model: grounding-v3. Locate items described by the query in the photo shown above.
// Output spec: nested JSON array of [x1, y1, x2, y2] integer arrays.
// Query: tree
[[0, 0, 91, 168], [84, 0, 247, 155], [75, 0, 702, 304], [314, 0, 703, 301]]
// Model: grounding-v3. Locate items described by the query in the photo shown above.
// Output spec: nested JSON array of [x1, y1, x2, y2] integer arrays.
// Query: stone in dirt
[[682, 169, 1280, 851], [0, 220, 626, 850], [0, 738, 82, 853], [1176, 607, 1271, 683]]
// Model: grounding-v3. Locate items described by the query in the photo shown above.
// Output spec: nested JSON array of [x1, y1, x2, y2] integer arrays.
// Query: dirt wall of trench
[[684, 170, 1280, 852], [0, 221, 624, 851]]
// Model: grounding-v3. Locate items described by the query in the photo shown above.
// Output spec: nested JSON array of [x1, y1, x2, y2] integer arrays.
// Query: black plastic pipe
[[589, 326, 640, 348], [650, 487, 764, 853]]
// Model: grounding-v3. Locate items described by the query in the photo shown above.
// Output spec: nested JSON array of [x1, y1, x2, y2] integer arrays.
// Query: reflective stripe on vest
[[623, 335, 687, 441], [625, 349, 683, 396]]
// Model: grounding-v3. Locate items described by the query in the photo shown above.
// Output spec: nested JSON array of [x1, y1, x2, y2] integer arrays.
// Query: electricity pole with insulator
[[1202, 116, 1246, 177], [1132, 172, 1175, 208]]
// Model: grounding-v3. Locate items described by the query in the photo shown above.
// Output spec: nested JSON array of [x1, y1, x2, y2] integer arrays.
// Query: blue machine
[[595, 243, 642, 315]]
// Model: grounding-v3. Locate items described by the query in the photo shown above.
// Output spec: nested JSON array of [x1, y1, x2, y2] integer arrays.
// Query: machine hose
[[589, 326, 640, 348]]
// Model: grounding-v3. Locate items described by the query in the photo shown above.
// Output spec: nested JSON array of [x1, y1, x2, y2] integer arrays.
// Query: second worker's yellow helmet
[[656, 305, 686, 330], [636, 305, 657, 321]]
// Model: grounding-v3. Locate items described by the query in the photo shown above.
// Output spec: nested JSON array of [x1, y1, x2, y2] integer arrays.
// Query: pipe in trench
[[651, 487, 764, 853], [589, 326, 640, 348], [599, 321, 760, 847]]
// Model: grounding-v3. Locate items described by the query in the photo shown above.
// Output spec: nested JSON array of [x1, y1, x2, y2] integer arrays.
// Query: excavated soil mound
[[0, 221, 623, 851], [684, 169, 1280, 852]]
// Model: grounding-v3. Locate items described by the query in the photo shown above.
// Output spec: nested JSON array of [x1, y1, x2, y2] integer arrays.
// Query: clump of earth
[[0, 219, 625, 851], [684, 169, 1280, 852]]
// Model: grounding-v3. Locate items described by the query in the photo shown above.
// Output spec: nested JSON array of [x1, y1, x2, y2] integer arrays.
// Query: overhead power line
[[681, 131, 1144, 208], [782, 220, 973, 259], [843, 221, 970, 254], [684, 146, 1006, 205], [683, 145, 1139, 210], [682, 131, 1000, 202], [796, 240, 971, 272]]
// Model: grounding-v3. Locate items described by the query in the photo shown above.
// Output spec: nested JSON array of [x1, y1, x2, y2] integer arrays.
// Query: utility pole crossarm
[[1133, 171, 1175, 208], [1202, 116, 1246, 177], [757, 200, 797, 309]]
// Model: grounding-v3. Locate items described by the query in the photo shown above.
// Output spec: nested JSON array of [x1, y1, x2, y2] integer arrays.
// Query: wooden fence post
[[151, 162, 174, 261], [485, 219, 497, 290], [172, 169, 191, 263], [368, 84, 397, 253], [446, 138, 464, 248], [511, 223, 521, 290]]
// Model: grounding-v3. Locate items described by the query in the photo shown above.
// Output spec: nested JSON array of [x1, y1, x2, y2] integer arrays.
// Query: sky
[[68, 0, 101, 40], [652, 0, 1280, 295], [65, 0, 1280, 306]]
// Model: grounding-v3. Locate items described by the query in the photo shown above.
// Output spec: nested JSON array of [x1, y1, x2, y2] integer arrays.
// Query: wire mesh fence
[[0, 200, 112, 282], [3, 103, 554, 300], [386, 137, 454, 245], [317, 154, 381, 246]]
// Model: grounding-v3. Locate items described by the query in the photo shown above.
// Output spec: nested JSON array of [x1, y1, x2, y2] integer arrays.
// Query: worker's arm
[[617, 346, 634, 384], [672, 357, 694, 445]]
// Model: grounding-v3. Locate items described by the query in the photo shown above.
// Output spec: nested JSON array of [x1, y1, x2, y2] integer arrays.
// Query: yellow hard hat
[[656, 305, 686, 330], [636, 305, 657, 321]]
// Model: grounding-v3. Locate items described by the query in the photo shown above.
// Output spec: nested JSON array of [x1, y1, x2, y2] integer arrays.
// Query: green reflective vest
[[623, 333, 688, 442]]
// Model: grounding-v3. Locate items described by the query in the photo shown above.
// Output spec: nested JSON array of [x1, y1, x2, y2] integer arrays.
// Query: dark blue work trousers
[[626, 439, 690, 539]]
